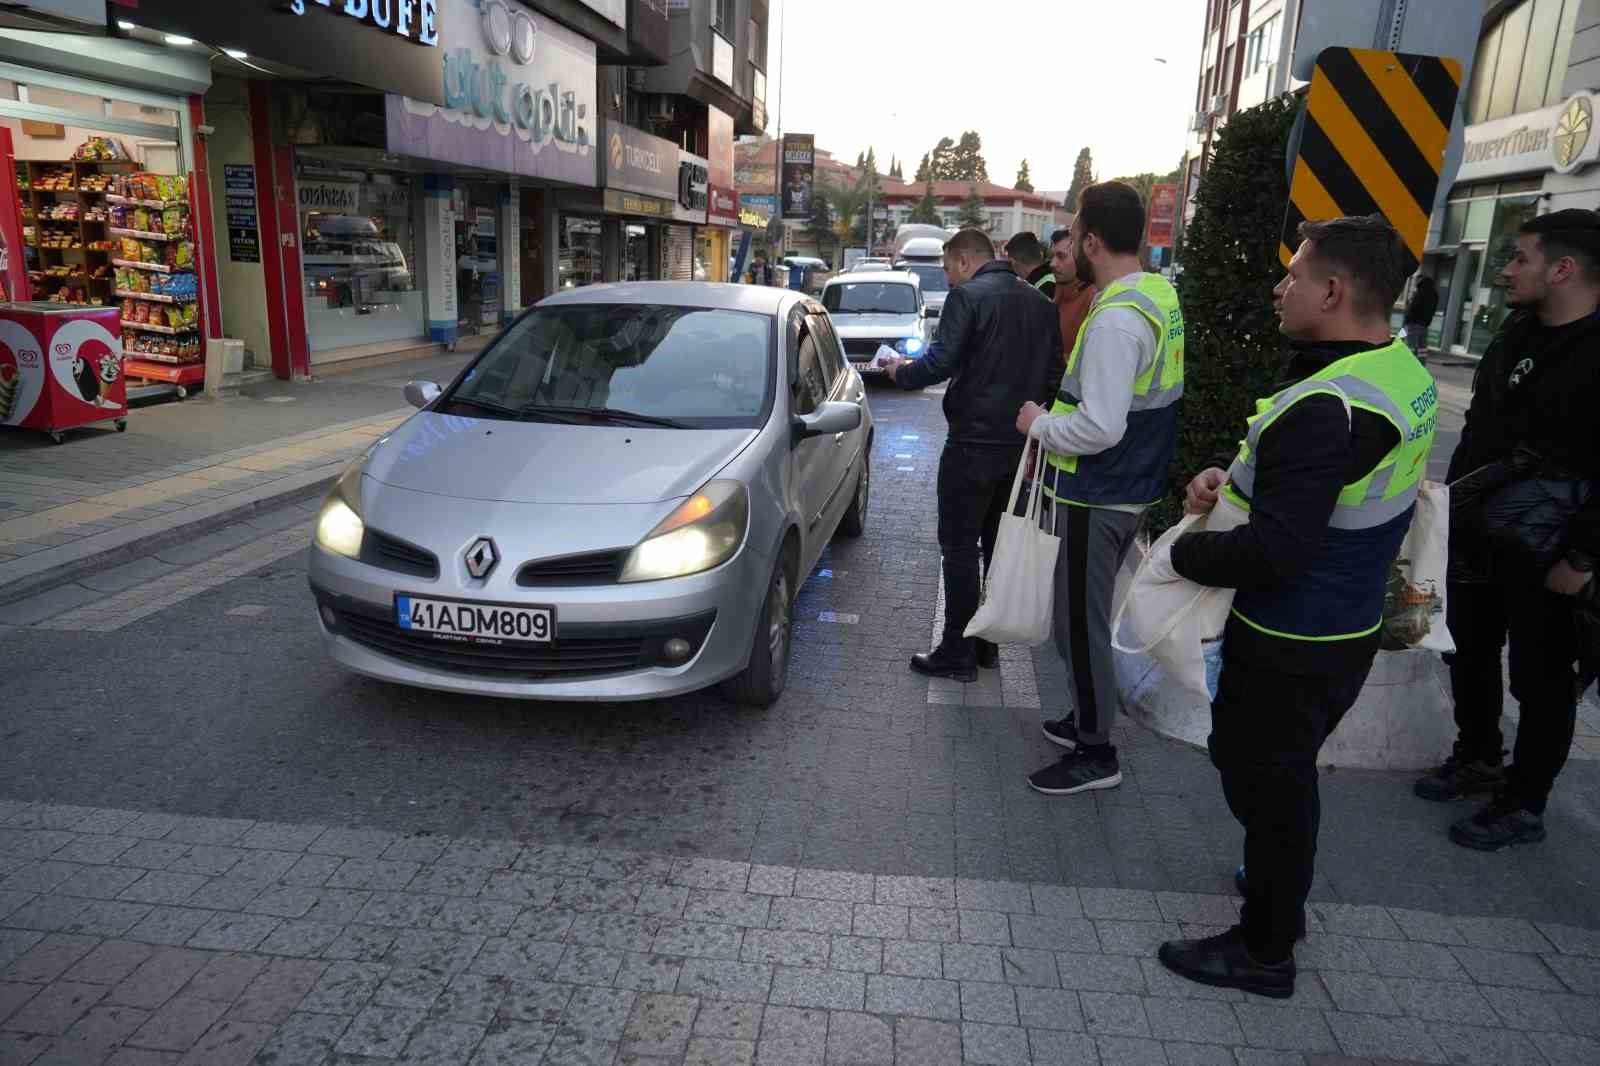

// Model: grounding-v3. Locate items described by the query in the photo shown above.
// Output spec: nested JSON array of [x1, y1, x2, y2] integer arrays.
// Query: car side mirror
[[792, 400, 862, 444], [923, 306, 938, 318], [404, 380, 441, 409]]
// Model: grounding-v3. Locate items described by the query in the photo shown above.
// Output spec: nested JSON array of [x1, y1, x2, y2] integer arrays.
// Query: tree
[[828, 179, 872, 251], [890, 156, 903, 180], [914, 153, 931, 183], [1109, 172, 1160, 205], [1157, 95, 1299, 532], [1014, 159, 1033, 193], [855, 150, 865, 169], [950, 131, 988, 183], [958, 182, 987, 228], [807, 182, 836, 254], [909, 180, 941, 225], [927, 137, 957, 180], [1065, 147, 1095, 212]]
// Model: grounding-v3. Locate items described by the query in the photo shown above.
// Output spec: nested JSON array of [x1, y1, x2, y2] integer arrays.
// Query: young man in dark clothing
[[1155, 216, 1437, 997], [1006, 231, 1056, 301], [1414, 209, 1600, 850], [1402, 275, 1438, 360], [887, 228, 1059, 680]]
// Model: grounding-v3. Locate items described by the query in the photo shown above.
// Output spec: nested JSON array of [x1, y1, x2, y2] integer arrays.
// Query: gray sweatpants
[[1050, 504, 1142, 746]]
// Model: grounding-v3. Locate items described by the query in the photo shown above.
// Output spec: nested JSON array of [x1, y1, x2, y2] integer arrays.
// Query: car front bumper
[[307, 539, 773, 702]]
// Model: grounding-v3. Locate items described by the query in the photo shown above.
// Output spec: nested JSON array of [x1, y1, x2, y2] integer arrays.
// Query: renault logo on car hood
[[464, 537, 499, 579]]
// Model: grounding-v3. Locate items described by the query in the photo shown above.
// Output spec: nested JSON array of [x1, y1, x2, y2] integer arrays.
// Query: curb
[[0, 462, 342, 608]]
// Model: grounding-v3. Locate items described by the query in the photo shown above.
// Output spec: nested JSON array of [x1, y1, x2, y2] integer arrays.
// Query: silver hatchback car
[[307, 283, 873, 707]]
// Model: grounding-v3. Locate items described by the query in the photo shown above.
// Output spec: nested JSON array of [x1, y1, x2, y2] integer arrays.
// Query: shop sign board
[[387, 0, 597, 187], [1457, 92, 1600, 183], [711, 29, 734, 86], [675, 152, 709, 223], [739, 192, 775, 228], [708, 184, 739, 225], [1144, 183, 1178, 248], [780, 134, 814, 220], [109, 0, 447, 105], [223, 165, 262, 264], [603, 189, 674, 219], [604, 120, 681, 201], [298, 180, 361, 213]]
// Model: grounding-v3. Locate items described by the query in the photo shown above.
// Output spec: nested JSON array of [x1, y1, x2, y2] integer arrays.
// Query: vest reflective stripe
[[1042, 274, 1185, 506], [1224, 339, 1439, 641], [1033, 272, 1055, 291]]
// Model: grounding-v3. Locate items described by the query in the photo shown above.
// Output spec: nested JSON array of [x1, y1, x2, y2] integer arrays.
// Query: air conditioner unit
[[1210, 92, 1230, 116], [1189, 111, 1208, 132], [646, 95, 676, 124]]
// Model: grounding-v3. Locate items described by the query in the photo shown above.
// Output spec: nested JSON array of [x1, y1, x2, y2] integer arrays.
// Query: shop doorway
[[455, 183, 501, 336]]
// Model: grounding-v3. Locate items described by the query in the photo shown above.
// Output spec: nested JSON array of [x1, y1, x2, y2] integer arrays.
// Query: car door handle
[[833, 433, 845, 444]]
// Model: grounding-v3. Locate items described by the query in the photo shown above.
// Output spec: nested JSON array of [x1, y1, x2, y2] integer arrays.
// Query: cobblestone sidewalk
[[2, 800, 1598, 1065]]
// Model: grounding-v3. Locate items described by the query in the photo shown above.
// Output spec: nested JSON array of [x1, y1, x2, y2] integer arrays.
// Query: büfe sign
[[0, 304, 125, 433]]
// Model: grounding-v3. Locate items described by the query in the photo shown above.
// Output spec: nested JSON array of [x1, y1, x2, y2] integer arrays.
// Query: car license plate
[[395, 594, 554, 645]]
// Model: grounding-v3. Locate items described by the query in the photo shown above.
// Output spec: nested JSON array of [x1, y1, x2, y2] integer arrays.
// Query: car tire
[[720, 552, 793, 707], [837, 452, 868, 538]]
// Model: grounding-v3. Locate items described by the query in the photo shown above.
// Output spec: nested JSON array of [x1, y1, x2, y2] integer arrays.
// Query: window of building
[[1469, 0, 1578, 123], [712, 0, 730, 36], [749, 15, 766, 70], [1244, 14, 1278, 79]]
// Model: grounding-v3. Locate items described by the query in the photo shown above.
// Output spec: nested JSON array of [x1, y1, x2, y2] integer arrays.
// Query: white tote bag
[[965, 446, 1060, 645], [1382, 479, 1454, 653], [1110, 493, 1249, 700]]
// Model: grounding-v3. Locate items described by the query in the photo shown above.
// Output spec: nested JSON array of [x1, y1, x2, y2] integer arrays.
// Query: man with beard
[[1016, 181, 1185, 795], [1155, 215, 1436, 996], [1413, 208, 1600, 849]]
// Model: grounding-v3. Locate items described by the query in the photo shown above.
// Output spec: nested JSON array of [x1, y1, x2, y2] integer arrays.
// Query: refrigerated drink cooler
[[0, 301, 127, 443]]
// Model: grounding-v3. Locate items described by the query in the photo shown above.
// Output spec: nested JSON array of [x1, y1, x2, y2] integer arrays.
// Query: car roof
[[898, 237, 945, 255], [824, 270, 919, 288], [538, 281, 808, 315]]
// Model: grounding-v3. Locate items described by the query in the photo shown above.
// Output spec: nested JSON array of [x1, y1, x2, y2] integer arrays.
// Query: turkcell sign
[[281, 0, 440, 44], [386, 0, 597, 187]]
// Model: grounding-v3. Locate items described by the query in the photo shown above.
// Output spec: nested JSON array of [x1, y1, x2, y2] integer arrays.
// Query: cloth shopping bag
[[965, 445, 1059, 645], [1111, 493, 1248, 701], [1381, 479, 1454, 653]]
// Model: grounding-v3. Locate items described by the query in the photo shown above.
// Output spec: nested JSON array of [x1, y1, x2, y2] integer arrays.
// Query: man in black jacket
[[887, 227, 1060, 680], [1156, 216, 1437, 997], [1414, 209, 1600, 850]]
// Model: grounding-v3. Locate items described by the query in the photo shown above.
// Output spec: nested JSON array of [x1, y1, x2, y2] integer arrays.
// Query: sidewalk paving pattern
[[2, 800, 1600, 1066]]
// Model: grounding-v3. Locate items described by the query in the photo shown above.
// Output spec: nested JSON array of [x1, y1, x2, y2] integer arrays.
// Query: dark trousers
[[936, 442, 1022, 659], [1443, 578, 1578, 813], [1209, 657, 1368, 962]]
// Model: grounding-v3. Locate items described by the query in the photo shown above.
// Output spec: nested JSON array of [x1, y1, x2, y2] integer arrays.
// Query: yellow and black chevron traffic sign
[[1281, 47, 1463, 272]]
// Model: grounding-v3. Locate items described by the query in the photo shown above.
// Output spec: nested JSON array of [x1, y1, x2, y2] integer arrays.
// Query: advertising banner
[[1145, 183, 1178, 249], [603, 120, 680, 200], [223, 165, 261, 264], [780, 134, 814, 221], [387, 0, 597, 187]]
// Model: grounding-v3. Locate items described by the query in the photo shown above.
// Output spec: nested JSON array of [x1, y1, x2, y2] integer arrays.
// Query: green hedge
[[1159, 96, 1301, 532]]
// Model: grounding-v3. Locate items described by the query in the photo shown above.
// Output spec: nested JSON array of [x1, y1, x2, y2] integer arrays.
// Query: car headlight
[[620, 480, 748, 582], [897, 336, 925, 356], [314, 456, 367, 559]]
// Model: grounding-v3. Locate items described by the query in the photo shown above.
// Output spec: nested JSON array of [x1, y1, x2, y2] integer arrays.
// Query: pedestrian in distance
[[1156, 215, 1438, 998], [886, 227, 1060, 681], [1402, 274, 1438, 362], [1016, 181, 1186, 796], [1414, 208, 1600, 850]]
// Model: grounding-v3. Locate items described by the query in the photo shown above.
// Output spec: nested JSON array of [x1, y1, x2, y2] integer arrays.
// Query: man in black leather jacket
[[887, 227, 1060, 680], [1414, 209, 1600, 850]]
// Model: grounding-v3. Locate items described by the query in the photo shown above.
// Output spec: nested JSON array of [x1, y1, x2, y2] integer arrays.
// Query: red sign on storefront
[[1145, 183, 1179, 248], [707, 183, 739, 225]]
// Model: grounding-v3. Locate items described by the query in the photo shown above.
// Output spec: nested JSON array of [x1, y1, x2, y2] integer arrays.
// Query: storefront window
[[299, 165, 423, 353], [1468, 194, 1541, 355], [454, 184, 501, 336], [625, 224, 652, 281]]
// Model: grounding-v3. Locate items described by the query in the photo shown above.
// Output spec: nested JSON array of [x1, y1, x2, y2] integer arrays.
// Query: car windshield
[[440, 304, 772, 429], [903, 264, 949, 293], [823, 282, 917, 315]]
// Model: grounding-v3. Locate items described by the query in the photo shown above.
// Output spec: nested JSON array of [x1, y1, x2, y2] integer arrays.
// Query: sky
[[760, 0, 1206, 189]]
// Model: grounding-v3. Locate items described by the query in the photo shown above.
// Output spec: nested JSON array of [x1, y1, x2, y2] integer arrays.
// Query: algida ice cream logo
[[0, 330, 41, 424]]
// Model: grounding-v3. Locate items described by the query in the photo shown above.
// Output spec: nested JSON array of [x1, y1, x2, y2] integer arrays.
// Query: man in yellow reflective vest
[[1016, 181, 1185, 796], [1155, 216, 1437, 998]]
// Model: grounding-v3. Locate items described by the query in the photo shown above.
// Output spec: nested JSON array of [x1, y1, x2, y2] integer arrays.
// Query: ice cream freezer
[[0, 301, 127, 443]]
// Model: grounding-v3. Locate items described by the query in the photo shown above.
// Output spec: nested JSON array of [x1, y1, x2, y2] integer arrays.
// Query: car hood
[[922, 291, 948, 309], [366, 412, 757, 505], [830, 313, 920, 336]]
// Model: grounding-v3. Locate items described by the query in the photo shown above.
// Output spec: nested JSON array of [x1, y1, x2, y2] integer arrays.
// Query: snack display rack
[[107, 172, 205, 398], [17, 159, 133, 309]]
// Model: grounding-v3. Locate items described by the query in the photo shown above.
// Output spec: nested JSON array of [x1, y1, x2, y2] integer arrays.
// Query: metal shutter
[[664, 225, 694, 281]]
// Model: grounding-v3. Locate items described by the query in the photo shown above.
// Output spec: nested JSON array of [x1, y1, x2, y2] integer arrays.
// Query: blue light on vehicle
[[901, 337, 925, 355]]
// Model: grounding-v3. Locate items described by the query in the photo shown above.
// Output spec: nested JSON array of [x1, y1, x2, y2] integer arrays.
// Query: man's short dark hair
[[1049, 228, 1072, 246], [1522, 209, 1600, 283], [1297, 215, 1407, 316], [1006, 231, 1044, 266], [945, 227, 994, 260], [1075, 182, 1144, 255]]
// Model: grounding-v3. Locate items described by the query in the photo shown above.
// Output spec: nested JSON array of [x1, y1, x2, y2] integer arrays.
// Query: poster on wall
[[781, 134, 814, 221], [1144, 183, 1178, 250], [223, 164, 261, 264]]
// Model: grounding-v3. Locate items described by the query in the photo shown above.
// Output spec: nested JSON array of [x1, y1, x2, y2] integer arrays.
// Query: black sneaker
[[976, 639, 1000, 670], [1414, 747, 1505, 802], [1158, 926, 1296, 999], [1449, 795, 1547, 851], [1028, 745, 1121, 795], [1041, 712, 1078, 750], [910, 647, 976, 683]]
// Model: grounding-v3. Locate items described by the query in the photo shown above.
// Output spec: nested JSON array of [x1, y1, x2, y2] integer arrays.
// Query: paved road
[[3, 376, 1600, 1064]]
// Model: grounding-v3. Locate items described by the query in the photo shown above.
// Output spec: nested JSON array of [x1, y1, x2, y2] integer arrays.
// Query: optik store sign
[[387, 0, 597, 187]]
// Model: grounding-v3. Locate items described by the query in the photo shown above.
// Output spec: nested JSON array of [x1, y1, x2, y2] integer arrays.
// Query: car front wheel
[[837, 452, 868, 538], [721, 553, 793, 707]]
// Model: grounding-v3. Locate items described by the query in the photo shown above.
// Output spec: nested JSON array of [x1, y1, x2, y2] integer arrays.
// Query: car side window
[[793, 332, 827, 417], [808, 314, 847, 393]]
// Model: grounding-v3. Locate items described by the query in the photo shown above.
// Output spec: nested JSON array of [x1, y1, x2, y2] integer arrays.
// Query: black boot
[[1414, 744, 1505, 802], [975, 639, 1000, 670], [1158, 926, 1295, 999], [910, 646, 976, 683], [1449, 793, 1547, 851]]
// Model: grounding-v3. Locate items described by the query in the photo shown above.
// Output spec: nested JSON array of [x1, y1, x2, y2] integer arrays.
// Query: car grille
[[842, 337, 899, 360], [336, 610, 645, 679], [516, 550, 625, 587], [361, 530, 439, 579]]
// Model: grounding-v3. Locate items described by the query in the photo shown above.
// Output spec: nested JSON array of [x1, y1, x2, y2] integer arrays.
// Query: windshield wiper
[[522, 405, 689, 429], [443, 395, 520, 418]]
